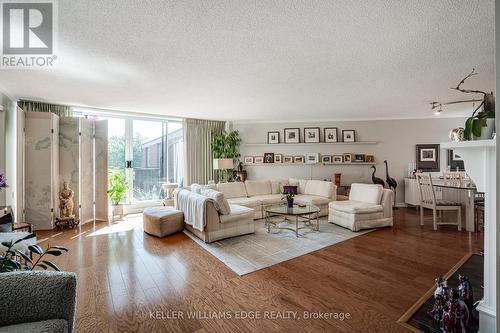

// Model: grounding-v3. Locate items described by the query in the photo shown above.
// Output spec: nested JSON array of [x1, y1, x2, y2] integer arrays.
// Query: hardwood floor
[[35, 208, 482, 333]]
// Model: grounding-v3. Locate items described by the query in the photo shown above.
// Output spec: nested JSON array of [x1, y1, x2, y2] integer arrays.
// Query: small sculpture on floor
[[56, 181, 80, 230], [443, 289, 469, 333], [458, 274, 474, 315]]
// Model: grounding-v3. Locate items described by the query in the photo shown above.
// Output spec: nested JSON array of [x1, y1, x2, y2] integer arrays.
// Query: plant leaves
[[472, 118, 483, 137], [28, 244, 43, 255], [35, 263, 48, 270], [15, 250, 32, 264], [464, 117, 474, 140], [1, 241, 12, 248], [13, 233, 36, 245], [45, 250, 63, 256], [41, 260, 60, 271], [48, 245, 68, 251]]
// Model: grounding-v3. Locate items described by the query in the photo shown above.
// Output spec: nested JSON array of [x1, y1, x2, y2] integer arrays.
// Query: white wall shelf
[[245, 162, 375, 166], [243, 141, 379, 147]]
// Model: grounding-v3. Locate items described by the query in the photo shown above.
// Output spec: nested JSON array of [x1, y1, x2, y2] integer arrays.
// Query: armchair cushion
[[329, 200, 383, 214], [217, 182, 248, 199], [245, 180, 272, 196], [349, 183, 383, 204], [289, 178, 307, 194]]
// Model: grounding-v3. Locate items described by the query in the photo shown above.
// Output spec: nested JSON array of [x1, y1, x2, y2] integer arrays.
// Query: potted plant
[[0, 233, 68, 273], [107, 172, 128, 219], [464, 92, 495, 140], [284, 192, 295, 208], [212, 130, 242, 182]]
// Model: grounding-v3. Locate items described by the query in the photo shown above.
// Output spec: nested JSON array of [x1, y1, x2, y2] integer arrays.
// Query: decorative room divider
[[24, 112, 108, 230]]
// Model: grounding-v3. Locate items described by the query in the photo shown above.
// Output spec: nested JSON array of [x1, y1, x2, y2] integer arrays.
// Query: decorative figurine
[[443, 289, 469, 333], [55, 181, 80, 229], [449, 128, 465, 142], [458, 274, 474, 315], [428, 294, 446, 325], [434, 276, 451, 303], [59, 181, 75, 218]]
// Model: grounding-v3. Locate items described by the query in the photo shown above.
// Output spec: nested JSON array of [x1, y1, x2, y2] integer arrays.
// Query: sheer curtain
[[183, 118, 225, 185], [18, 100, 72, 117]]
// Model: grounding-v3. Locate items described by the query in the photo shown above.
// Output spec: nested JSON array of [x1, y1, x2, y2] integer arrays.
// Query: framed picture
[[447, 150, 465, 171], [254, 156, 264, 164], [304, 127, 320, 143], [244, 156, 254, 164], [264, 152, 275, 163], [343, 153, 353, 163], [283, 156, 294, 163], [365, 155, 375, 163], [293, 156, 304, 163], [267, 131, 280, 144], [332, 155, 343, 163], [305, 153, 319, 164], [416, 144, 440, 171], [324, 127, 338, 143], [353, 154, 365, 163], [321, 155, 332, 164], [284, 128, 300, 143], [274, 154, 283, 163], [342, 130, 355, 142]]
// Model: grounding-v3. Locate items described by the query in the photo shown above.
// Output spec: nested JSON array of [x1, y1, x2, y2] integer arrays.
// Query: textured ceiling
[[0, 0, 495, 121]]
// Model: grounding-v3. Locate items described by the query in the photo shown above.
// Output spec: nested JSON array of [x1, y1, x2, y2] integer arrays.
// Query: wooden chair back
[[443, 171, 465, 186], [416, 173, 436, 208]]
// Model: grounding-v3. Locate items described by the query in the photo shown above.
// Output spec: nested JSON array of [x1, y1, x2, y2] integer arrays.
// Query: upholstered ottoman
[[143, 207, 184, 237]]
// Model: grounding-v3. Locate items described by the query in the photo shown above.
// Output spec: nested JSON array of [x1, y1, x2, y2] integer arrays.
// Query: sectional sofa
[[175, 178, 337, 243], [217, 179, 337, 219]]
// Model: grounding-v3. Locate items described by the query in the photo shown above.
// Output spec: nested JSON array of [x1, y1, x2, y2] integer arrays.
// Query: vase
[[473, 118, 495, 140], [287, 199, 294, 208]]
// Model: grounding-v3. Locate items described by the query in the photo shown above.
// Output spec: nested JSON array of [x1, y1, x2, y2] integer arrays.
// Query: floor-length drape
[[18, 100, 72, 117], [183, 118, 225, 185]]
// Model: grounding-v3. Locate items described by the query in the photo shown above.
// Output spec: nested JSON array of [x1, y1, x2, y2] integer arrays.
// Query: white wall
[[234, 117, 465, 204]]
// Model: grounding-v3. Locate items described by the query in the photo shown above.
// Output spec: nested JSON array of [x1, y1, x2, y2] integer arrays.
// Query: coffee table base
[[265, 213, 319, 237]]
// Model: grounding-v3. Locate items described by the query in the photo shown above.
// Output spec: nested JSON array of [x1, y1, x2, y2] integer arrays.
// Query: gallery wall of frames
[[244, 127, 376, 166]]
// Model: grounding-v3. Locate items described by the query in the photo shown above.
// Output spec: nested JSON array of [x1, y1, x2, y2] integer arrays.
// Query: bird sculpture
[[370, 166, 385, 187], [384, 160, 398, 209]]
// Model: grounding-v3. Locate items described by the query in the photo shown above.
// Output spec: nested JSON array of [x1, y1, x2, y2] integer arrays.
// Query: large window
[[78, 111, 183, 205]]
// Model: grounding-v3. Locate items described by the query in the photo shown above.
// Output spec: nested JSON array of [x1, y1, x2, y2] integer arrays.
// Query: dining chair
[[474, 192, 485, 232], [442, 171, 465, 186], [416, 173, 462, 230]]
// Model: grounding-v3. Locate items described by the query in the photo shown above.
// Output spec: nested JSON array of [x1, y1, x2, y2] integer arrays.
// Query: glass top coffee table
[[265, 204, 320, 237]]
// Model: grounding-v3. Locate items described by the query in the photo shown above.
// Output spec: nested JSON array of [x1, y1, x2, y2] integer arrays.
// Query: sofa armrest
[[0, 271, 77, 332], [330, 184, 338, 201], [381, 189, 393, 218], [204, 201, 222, 232]]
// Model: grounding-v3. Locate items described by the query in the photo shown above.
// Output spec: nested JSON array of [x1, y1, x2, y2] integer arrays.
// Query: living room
[[0, 1, 498, 333]]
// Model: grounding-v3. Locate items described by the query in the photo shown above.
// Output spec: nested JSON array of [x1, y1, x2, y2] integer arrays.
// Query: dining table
[[432, 180, 478, 232]]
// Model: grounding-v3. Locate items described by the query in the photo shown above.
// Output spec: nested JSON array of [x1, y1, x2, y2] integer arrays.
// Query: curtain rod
[[72, 106, 184, 122]]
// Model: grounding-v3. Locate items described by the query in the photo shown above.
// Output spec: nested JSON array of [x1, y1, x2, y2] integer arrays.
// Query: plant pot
[[287, 199, 294, 208], [474, 118, 495, 140], [112, 204, 123, 219]]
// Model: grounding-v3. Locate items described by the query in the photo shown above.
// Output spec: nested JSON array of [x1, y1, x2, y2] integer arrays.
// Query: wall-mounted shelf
[[243, 141, 379, 147], [245, 162, 375, 167]]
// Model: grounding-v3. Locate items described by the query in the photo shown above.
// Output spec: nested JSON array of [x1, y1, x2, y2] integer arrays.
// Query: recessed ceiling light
[[434, 105, 442, 115]]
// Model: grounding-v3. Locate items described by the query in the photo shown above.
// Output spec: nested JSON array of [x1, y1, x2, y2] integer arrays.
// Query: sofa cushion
[[289, 178, 307, 194], [249, 194, 284, 205], [227, 197, 261, 208], [304, 180, 334, 198], [219, 204, 255, 224], [349, 183, 383, 204], [199, 189, 231, 215], [245, 180, 272, 196], [329, 200, 383, 214], [294, 194, 330, 206], [330, 209, 384, 222], [0, 319, 68, 333], [190, 183, 203, 194], [217, 182, 248, 199], [271, 180, 283, 194]]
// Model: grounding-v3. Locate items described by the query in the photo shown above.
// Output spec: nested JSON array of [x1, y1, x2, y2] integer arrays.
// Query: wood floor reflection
[[35, 208, 482, 333]]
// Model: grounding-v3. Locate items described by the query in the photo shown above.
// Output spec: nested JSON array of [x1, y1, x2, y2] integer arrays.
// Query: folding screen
[[24, 112, 59, 230], [94, 120, 108, 221], [80, 119, 94, 224], [59, 117, 80, 217]]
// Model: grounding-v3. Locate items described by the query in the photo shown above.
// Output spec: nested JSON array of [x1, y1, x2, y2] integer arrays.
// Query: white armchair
[[328, 183, 393, 231]]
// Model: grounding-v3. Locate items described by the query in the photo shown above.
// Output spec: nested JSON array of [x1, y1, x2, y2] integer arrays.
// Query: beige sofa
[[216, 179, 337, 219], [328, 183, 393, 231], [175, 188, 255, 243]]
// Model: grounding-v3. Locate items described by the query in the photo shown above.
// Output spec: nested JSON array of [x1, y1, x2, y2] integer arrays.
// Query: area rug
[[184, 218, 371, 276]]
